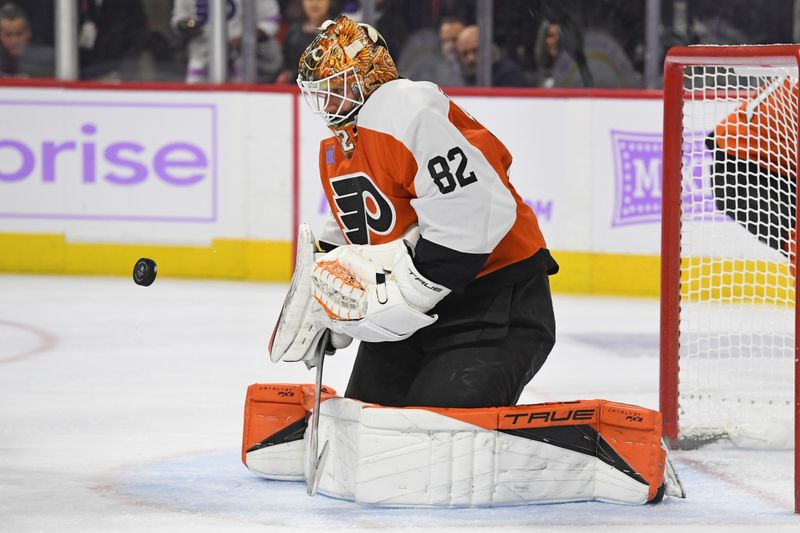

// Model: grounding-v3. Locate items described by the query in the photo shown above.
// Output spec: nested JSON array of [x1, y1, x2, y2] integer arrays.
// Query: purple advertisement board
[[611, 129, 718, 227], [0, 99, 217, 223]]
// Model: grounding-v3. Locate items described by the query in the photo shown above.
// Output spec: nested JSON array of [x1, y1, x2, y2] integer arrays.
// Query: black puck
[[133, 258, 157, 286]]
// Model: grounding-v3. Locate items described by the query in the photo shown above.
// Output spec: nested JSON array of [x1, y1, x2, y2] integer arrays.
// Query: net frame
[[660, 45, 800, 514]]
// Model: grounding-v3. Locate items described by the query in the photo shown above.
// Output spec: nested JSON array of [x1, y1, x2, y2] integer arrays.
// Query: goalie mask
[[297, 16, 398, 155]]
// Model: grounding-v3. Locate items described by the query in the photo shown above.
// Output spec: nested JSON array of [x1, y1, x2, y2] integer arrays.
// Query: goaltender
[[250, 16, 679, 507], [273, 15, 558, 409]]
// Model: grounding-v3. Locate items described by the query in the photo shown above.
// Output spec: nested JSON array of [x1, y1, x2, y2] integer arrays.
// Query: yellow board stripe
[[0, 233, 292, 281], [546, 250, 661, 297], [680, 256, 795, 304], [0, 233, 664, 295]]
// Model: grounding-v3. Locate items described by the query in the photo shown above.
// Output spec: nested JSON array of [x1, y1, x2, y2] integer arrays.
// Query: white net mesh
[[678, 65, 797, 449]]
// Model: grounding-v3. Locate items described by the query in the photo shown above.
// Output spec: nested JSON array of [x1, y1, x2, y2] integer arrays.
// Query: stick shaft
[[306, 330, 329, 496]]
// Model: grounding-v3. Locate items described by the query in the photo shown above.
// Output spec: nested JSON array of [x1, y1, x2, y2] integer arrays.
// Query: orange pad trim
[[241, 383, 336, 464]]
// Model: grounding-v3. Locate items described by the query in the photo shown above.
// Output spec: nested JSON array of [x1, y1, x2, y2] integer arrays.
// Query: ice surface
[[0, 274, 797, 532]]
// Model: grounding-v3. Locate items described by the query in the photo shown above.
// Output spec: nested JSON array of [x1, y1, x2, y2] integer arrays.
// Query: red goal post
[[660, 45, 800, 513]]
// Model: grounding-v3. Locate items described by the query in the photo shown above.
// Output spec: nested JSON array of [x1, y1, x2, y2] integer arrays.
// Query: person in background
[[438, 16, 463, 62], [276, 0, 331, 83], [434, 15, 464, 85], [455, 24, 527, 87], [0, 2, 29, 75], [533, 21, 561, 88], [172, 0, 282, 83], [383, 13, 464, 88], [10, 0, 52, 46], [78, 0, 148, 80], [0, 2, 51, 77], [137, 0, 185, 82]]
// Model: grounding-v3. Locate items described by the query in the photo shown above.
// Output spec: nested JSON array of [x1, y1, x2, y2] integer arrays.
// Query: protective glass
[[297, 66, 365, 125]]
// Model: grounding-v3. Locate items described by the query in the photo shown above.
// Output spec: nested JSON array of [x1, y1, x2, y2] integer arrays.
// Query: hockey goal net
[[660, 45, 800, 513]]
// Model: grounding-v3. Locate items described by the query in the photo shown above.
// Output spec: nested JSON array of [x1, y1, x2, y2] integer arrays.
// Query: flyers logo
[[330, 173, 395, 244]]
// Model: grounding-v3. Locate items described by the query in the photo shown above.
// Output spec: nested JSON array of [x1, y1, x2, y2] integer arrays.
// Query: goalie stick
[[307, 329, 331, 496], [662, 440, 687, 499]]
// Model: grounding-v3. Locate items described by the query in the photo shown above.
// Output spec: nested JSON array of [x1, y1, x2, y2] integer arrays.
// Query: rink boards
[[0, 82, 683, 295]]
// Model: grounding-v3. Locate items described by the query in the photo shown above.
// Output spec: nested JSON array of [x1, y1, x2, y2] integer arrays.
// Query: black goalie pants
[[344, 269, 556, 408]]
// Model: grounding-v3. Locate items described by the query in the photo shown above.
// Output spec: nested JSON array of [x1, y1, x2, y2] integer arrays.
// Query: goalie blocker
[[242, 383, 677, 506]]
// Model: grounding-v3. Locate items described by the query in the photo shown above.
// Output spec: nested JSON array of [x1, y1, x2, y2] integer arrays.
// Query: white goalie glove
[[269, 224, 352, 365], [312, 233, 452, 343]]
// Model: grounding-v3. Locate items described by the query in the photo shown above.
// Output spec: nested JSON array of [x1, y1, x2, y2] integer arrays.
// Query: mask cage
[[297, 67, 365, 126]]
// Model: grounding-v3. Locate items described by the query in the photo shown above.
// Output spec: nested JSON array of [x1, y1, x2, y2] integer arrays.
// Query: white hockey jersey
[[318, 79, 547, 280]]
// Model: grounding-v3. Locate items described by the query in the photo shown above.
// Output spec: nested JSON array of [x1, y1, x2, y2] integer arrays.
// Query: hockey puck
[[133, 258, 157, 286]]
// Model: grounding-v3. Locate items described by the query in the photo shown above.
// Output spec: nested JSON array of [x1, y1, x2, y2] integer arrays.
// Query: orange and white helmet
[[297, 16, 398, 127]]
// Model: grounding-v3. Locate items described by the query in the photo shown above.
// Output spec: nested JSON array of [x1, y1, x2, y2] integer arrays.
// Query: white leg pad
[[247, 440, 306, 481], [242, 388, 667, 507], [313, 399, 655, 507]]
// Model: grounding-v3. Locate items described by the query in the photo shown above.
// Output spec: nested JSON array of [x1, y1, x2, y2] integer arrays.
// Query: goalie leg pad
[[241, 383, 336, 480], [316, 399, 666, 506], [243, 385, 669, 507]]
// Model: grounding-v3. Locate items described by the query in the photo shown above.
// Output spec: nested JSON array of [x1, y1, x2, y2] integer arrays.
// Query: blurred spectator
[[78, 0, 148, 81], [137, 0, 185, 82], [533, 21, 560, 87], [375, 0, 431, 55], [455, 24, 527, 87], [438, 16, 463, 61], [531, 13, 640, 88], [0, 3, 29, 75], [276, 0, 331, 83], [0, 2, 52, 77], [12, 0, 52, 46], [436, 16, 464, 84], [278, 0, 305, 34], [393, 16, 464, 87], [172, 0, 283, 83]]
